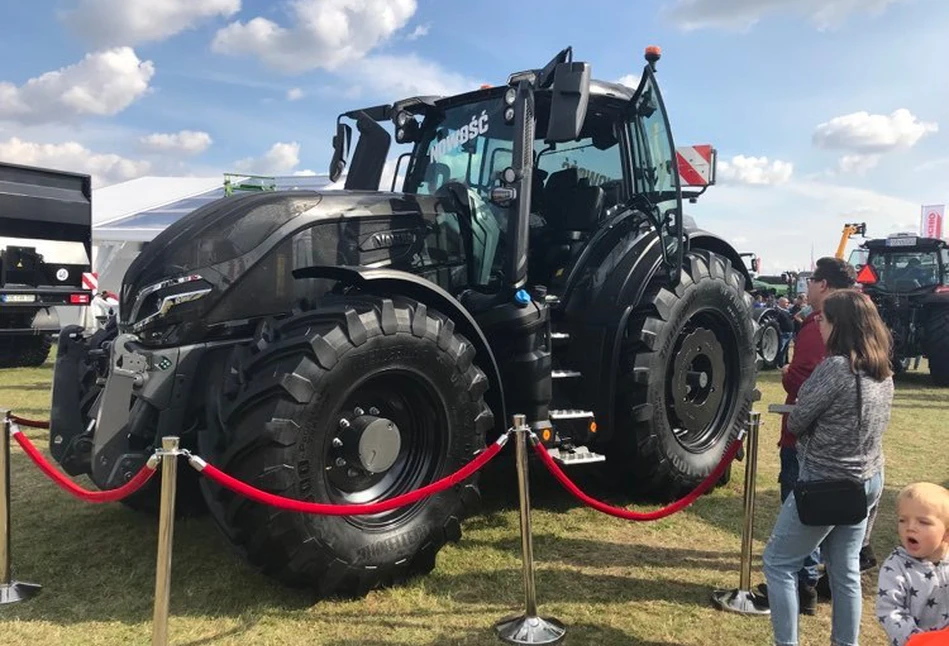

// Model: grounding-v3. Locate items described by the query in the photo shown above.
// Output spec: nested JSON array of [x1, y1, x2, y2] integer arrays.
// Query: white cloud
[[286, 87, 304, 101], [233, 142, 301, 175], [667, 0, 904, 31], [836, 153, 881, 175], [212, 0, 417, 73], [813, 109, 938, 154], [293, 169, 317, 176], [717, 155, 793, 185], [406, 23, 430, 40], [65, 0, 240, 47], [0, 137, 150, 188], [0, 48, 154, 124], [139, 130, 212, 155], [616, 74, 640, 89], [691, 178, 920, 270], [344, 54, 479, 99]]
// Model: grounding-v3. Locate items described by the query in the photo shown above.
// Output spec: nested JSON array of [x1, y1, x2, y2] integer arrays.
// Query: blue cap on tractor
[[514, 289, 531, 306]]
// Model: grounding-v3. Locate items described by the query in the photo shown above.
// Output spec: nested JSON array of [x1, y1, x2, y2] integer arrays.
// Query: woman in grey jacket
[[763, 289, 894, 646]]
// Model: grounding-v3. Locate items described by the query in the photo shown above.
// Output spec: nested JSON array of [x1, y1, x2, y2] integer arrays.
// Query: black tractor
[[850, 232, 949, 385], [49, 46, 757, 597]]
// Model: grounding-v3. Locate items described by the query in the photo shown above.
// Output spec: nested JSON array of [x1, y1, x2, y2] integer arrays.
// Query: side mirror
[[545, 61, 591, 143], [329, 122, 352, 182], [344, 112, 391, 191], [751, 258, 759, 273]]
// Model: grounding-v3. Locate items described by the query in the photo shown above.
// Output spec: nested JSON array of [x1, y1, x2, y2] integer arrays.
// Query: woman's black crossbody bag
[[793, 372, 868, 526]]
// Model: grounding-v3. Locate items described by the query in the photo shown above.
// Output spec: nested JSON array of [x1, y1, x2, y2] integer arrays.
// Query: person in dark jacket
[[775, 297, 795, 367]]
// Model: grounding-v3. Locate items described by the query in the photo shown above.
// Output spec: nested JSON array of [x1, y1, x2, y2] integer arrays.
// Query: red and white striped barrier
[[677, 144, 716, 187], [81, 272, 98, 292]]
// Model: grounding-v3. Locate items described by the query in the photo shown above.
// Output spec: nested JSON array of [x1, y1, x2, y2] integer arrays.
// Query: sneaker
[[859, 545, 878, 572], [754, 583, 817, 615]]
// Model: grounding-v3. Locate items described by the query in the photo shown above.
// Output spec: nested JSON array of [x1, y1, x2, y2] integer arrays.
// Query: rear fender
[[687, 232, 754, 290], [293, 265, 507, 434]]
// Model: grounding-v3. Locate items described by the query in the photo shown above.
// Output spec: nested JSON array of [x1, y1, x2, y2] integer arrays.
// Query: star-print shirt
[[876, 546, 949, 646]]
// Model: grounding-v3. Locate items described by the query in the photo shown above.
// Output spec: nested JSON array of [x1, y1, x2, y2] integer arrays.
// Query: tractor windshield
[[867, 250, 945, 289]]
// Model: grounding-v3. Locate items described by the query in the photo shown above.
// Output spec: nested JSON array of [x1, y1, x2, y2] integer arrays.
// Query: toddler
[[877, 482, 949, 646]]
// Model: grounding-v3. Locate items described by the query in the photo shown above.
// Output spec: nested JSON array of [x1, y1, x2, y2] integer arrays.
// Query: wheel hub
[[672, 328, 727, 433], [336, 408, 402, 475]]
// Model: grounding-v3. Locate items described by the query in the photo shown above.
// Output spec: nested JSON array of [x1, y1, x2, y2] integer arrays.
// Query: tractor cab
[[855, 233, 949, 293], [329, 46, 688, 304]]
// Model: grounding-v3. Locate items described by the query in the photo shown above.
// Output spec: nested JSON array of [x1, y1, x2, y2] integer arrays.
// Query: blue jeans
[[763, 470, 884, 646], [777, 447, 820, 586], [778, 333, 793, 366]]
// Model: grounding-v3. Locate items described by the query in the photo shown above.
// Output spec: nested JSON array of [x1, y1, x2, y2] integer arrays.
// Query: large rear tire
[[610, 251, 757, 497], [924, 307, 949, 386], [199, 295, 493, 597]]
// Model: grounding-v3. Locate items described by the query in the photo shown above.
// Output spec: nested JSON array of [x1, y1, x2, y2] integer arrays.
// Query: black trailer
[[0, 161, 93, 367]]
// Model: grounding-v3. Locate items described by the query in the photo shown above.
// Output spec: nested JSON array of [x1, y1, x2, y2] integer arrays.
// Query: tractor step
[[552, 369, 581, 379], [550, 409, 594, 420], [548, 445, 606, 466]]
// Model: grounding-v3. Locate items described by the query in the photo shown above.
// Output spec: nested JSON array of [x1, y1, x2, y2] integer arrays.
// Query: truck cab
[[0, 162, 93, 367]]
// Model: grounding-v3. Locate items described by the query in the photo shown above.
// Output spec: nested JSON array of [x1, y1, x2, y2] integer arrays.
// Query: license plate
[[886, 237, 917, 247], [1, 294, 36, 303]]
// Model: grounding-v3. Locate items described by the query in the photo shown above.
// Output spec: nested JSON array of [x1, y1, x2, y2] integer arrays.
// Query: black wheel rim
[[667, 309, 741, 453], [322, 369, 445, 529]]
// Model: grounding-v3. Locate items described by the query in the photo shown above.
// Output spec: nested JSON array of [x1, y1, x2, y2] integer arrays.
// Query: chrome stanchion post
[[495, 414, 566, 645], [711, 410, 770, 615], [151, 436, 180, 646], [0, 412, 41, 604]]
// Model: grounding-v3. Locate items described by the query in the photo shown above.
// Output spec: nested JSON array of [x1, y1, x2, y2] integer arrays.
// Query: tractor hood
[[119, 189, 450, 342]]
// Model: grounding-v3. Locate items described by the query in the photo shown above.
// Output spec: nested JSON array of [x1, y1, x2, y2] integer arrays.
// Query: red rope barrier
[[9, 414, 50, 429], [533, 437, 743, 521], [12, 428, 157, 503], [192, 437, 507, 515]]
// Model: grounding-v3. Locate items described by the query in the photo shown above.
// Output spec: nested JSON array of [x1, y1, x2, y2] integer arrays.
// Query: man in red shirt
[[759, 257, 857, 613]]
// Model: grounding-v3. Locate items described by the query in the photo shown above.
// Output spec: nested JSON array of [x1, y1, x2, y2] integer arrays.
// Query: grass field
[[0, 357, 946, 645]]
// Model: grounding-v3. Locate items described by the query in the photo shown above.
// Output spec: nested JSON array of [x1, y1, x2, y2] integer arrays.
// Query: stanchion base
[[0, 581, 41, 604], [711, 588, 770, 616], [495, 614, 566, 645]]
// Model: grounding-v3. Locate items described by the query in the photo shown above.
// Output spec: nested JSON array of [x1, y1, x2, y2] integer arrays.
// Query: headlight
[[128, 274, 211, 332]]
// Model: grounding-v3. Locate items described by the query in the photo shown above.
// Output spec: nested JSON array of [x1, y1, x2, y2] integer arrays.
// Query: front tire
[[199, 295, 493, 597], [611, 251, 757, 497]]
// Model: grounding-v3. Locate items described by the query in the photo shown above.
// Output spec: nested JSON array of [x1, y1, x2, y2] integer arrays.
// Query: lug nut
[[369, 407, 380, 416], [354, 407, 365, 417], [332, 437, 343, 448], [339, 418, 350, 430], [347, 468, 360, 478], [335, 458, 347, 467]]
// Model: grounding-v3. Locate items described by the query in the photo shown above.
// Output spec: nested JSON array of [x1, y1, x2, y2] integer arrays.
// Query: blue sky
[[0, 0, 946, 270]]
